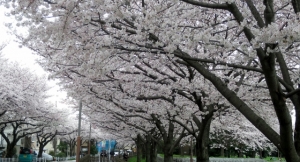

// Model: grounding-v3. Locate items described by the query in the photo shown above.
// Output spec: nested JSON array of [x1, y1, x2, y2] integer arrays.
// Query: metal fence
[[54, 156, 76, 161], [0, 158, 18, 162], [0, 157, 47, 162]]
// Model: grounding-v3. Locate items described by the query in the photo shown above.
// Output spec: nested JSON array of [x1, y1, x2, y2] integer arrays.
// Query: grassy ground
[[127, 155, 285, 162], [264, 157, 286, 161]]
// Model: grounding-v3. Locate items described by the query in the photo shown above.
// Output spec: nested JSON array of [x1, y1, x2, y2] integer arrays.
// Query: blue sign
[[110, 140, 116, 150], [105, 140, 109, 150], [96, 141, 102, 152], [97, 140, 117, 152]]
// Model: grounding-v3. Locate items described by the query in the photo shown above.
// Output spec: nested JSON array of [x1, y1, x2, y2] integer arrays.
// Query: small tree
[[57, 141, 68, 155], [90, 144, 98, 156]]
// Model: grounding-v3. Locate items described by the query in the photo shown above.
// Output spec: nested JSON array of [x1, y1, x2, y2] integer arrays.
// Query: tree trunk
[[294, 93, 300, 156], [195, 139, 209, 162], [238, 151, 243, 158], [136, 135, 143, 162], [145, 135, 151, 162], [259, 150, 262, 159], [0, 129, 19, 158], [53, 137, 57, 156], [180, 146, 183, 156], [6, 144, 15, 158], [163, 150, 173, 162], [38, 144, 45, 158], [192, 109, 212, 162], [150, 137, 157, 162], [195, 118, 211, 162], [69, 143, 73, 156], [220, 148, 224, 157], [190, 137, 193, 162], [163, 141, 173, 162], [142, 141, 146, 159], [250, 151, 255, 158]]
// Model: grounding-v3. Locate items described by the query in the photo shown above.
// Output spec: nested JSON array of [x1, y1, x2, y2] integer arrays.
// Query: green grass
[[130, 155, 286, 162], [264, 157, 286, 162]]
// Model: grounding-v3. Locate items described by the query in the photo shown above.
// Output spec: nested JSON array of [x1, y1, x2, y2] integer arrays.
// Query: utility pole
[[190, 137, 193, 162], [88, 123, 91, 155], [76, 100, 82, 162]]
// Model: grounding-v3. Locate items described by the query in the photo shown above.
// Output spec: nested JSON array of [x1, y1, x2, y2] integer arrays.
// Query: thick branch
[[244, 0, 265, 27], [285, 88, 300, 98], [180, 0, 229, 9]]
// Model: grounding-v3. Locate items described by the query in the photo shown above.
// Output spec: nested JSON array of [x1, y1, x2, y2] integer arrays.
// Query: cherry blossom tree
[[210, 108, 276, 157], [0, 56, 59, 157], [88, 55, 275, 162], [3, 0, 300, 161], [35, 108, 75, 158]]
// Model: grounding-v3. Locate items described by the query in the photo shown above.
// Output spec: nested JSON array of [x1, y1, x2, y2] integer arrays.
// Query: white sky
[[0, 7, 41, 70], [0, 6, 68, 108]]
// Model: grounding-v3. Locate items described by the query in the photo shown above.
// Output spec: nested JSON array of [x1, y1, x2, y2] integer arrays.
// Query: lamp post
[[76, 100, 82, 162]]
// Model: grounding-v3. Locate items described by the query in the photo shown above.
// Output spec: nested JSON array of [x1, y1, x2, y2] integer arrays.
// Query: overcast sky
[[0, 6, 68, 107], [0, 6, 45, 73]]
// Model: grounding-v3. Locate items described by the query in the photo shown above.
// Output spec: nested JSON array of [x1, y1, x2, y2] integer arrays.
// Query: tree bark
[[190, 137, 193, 162], [195, 118, 211, 162], [163, 147, 173, 162], [53, 137, 58, 156], [38, 144, 45, 158], [145, 134, 151, 162], [6, 144, 16, 158], [220, 148, 224, 157], [162, 131, 174, 162], [136, 135, 143, 162], [150, 138, 157, 162], [294, 92, 300, 156], [238, 151, 243, 158]]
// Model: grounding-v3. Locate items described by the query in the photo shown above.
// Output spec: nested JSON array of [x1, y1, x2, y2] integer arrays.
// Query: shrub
[[56, 152, 66, 157], [49, 151, 55, 156]]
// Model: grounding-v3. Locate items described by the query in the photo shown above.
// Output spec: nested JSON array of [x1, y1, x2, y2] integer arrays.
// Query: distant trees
[[0, 49, 75, 157], [3, 0, 300, 161], [0, 52, 50, 157]]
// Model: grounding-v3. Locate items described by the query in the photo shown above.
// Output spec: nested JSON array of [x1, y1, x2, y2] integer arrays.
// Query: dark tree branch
[[285, 88, 300, 98], [180, 0, 229, 9]]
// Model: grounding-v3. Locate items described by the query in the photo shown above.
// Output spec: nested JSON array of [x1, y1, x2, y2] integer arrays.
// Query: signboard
[[96, 140, 117, 152], [96, 141, 102, 152], [110, 140, 116, 150]]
